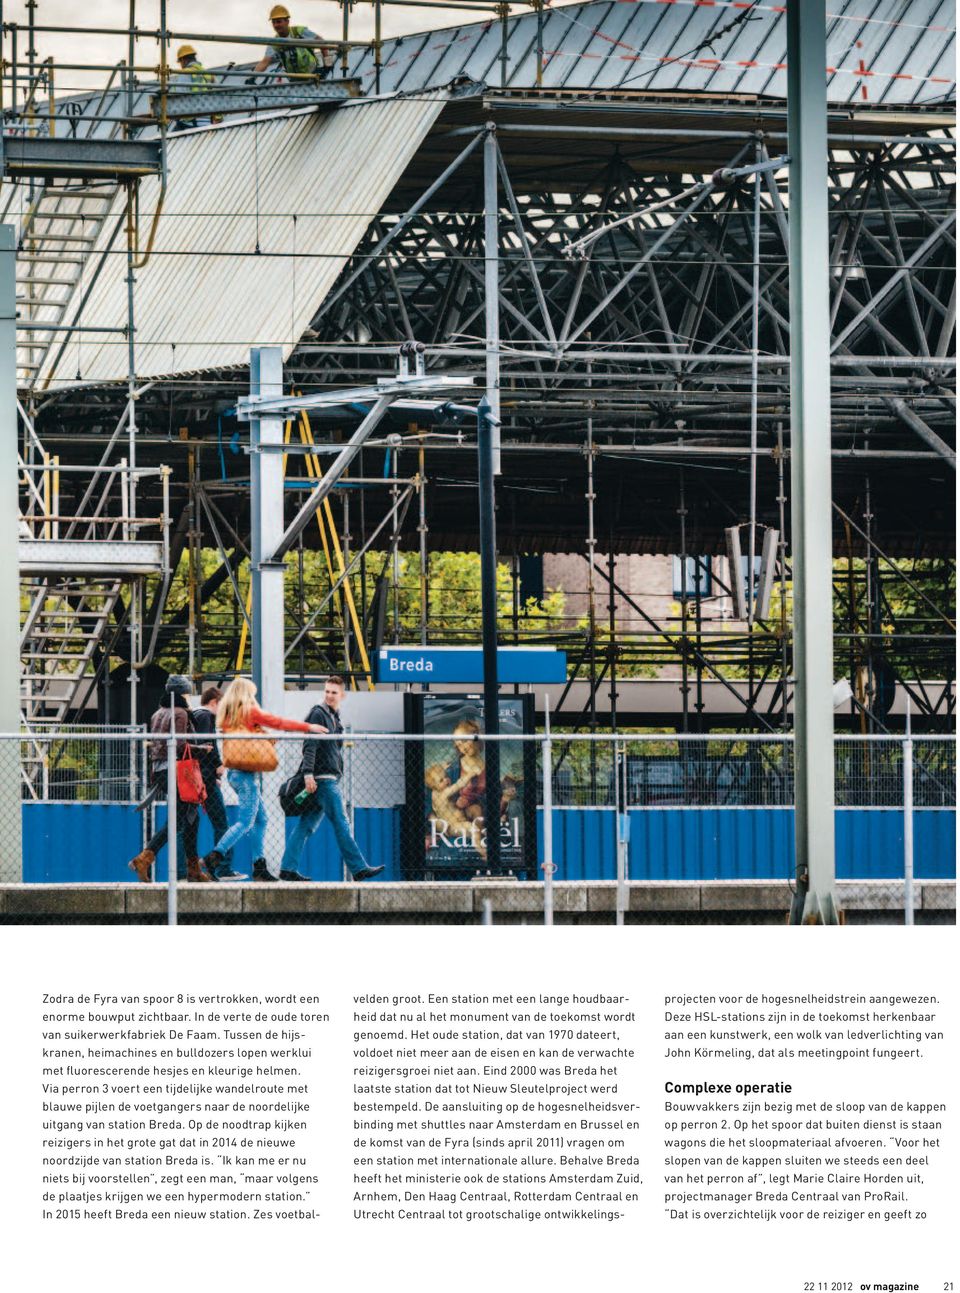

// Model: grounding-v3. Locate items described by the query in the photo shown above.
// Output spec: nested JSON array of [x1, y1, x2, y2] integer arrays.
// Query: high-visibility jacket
[[175, 61, 221, 125], [271, 26, 322, 75], [179, 60, 215, 91]]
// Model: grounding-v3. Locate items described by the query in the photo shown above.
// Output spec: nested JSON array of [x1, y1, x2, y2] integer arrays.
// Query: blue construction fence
[[20, 803, 956, 883]]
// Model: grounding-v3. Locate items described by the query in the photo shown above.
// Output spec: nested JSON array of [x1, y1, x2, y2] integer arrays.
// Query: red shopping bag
[[176, 744, 207, 805]]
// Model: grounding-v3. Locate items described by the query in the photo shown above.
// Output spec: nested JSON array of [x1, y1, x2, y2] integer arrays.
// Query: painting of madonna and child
[[403, 694, 536, 878]]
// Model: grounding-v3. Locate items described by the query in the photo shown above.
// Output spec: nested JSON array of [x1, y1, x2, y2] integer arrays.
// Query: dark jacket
[[148, 701, 192, 773], [188, 706, 221, 785], [298, 703, 343, 780]]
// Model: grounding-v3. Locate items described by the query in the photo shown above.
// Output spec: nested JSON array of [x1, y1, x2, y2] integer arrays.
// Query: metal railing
[[1, 0, 550, 131], [0, 729, 953, 929]]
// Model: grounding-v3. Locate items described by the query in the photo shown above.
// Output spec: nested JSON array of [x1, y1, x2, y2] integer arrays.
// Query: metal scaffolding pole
[[787, 3, 839, 925], [418, 440, 428, 646], [0, 224, 23, 877], [748, 136, 762, 626], [269, 397, 394, 561], [249, 347, 286, 714], [484, 124, 502, 474], [478, 396, 502, 871], [586, 363, 598, 794], [125, 182, 141, 726]]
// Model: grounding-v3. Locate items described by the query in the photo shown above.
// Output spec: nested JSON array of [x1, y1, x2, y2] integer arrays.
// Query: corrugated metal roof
[[36, 95, 445, 388], [345, 0, 955, 105], [23, 0, 955, 142]]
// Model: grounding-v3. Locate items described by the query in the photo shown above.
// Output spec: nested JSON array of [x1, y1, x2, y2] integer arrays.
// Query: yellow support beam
[[292, 417, 351, 686], [234, 413, 375, 691], [237, 419, 295, 671], [299, 412, 374, 691], [235, 584, 252, 672]]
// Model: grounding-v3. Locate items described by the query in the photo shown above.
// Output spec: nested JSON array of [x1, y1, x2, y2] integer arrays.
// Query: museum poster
[[403, 694, 536, 876]]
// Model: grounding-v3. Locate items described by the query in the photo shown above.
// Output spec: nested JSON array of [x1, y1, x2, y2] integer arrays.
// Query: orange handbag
[[222, 731, 278, 774]]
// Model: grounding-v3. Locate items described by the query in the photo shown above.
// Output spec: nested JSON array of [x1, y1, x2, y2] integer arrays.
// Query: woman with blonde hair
[[203, 677, 324, 882]]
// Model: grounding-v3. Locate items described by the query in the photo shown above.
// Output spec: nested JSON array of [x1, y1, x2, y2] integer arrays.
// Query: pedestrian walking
[[190, 685, 246, 879], [201, 676, 323, 882], [128, 674, 214, 884], [280, 675, 385, 881]]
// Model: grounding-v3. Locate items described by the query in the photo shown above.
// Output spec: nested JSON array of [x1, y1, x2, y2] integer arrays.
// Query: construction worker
[[251, 5, 335, 82], [172, 44, 221, 130]]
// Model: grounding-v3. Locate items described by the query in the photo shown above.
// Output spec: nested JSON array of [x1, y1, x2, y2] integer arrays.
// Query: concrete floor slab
[[360, 883, 474, 914], [0, 880, 952, 923], [3, 884, 126, 917], [243, 885, 359, 914], [700, 882, 793, 912]]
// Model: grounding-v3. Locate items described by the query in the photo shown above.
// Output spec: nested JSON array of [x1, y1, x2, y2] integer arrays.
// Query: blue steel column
[[787, 3, 839, 923], [0, 226, 23, 879], [249, 347, 286, 713]]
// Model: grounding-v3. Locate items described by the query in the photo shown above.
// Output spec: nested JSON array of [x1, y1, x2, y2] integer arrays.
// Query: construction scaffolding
[[1, 0, 954, 750]]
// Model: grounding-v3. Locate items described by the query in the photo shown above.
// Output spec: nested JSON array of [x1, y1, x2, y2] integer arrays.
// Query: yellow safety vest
[[183, 61, 215, 91], [271, 27, 320, 76], [181, 62, 221, 124]]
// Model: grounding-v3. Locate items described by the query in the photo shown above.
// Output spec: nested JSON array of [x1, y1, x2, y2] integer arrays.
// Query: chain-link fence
[[0, 730, 954, 926]]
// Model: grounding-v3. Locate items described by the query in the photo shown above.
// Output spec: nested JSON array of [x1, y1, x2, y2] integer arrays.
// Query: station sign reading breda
[[377, 647, 566, 684]]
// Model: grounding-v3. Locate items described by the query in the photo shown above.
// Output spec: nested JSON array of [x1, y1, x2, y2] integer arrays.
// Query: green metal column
[[787, 3, 839, 924], [0, 225, 23, 880]]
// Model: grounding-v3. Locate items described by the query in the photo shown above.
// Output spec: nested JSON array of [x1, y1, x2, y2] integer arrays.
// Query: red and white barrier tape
[[356, 0, 955, 88], [543, 5, 955, 89], [614, 0, 954, 37]]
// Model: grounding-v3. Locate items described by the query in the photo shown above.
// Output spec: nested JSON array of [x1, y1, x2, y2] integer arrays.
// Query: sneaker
[[352, 865, 385, 882], [279, 869, 311, 882], [252, 859, 278, 882], [215, 866, 248, 880]]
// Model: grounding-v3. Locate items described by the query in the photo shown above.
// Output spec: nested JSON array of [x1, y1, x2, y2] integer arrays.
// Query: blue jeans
[[215, 770, 267, 861], [281, 778, 367, 876], [145, 772, 199, 878], [203, 782, 234, 865]]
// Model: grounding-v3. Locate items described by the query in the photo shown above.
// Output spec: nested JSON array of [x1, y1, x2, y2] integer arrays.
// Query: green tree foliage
[[153, 547, 567, 676], [151, 546, 954, 687], [393, 550, 566, 641]]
